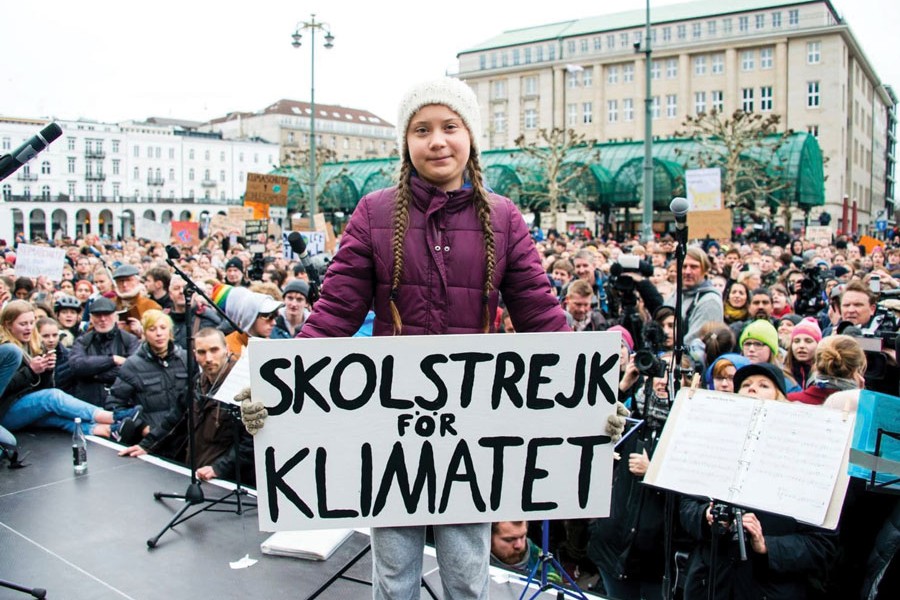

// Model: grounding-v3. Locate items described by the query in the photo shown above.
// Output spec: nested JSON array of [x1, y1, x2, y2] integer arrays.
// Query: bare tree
[[513, 128, 600, 223], [675, 109, 794, 227], [279, 146, 340, 213]]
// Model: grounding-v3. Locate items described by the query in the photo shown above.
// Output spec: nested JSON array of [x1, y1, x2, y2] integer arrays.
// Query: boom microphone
[[287, 231, 320, 303], [0, 123, 63, 181], [670, 197, 690, 230], [165, 245, 181, 260]]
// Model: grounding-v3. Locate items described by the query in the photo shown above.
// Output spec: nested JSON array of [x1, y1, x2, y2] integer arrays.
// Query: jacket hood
[[704, 353, 751, 390]]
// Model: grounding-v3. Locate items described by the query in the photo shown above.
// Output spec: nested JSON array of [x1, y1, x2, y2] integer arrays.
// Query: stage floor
[[0, 431, 602, 600]]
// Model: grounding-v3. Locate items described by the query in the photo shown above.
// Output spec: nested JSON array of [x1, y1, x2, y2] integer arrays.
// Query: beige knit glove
[[236, 387, 268, 436], [606, 401, 630, 442]]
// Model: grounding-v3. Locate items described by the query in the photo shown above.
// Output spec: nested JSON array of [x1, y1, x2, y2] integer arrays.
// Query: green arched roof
[[274, 132, 824, 212]]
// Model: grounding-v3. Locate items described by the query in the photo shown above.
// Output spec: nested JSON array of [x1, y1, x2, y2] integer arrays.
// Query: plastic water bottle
[[73, 418, 88, 475]]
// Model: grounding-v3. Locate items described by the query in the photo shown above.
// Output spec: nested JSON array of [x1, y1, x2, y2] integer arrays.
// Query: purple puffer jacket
[[300, 176, 569, 338]]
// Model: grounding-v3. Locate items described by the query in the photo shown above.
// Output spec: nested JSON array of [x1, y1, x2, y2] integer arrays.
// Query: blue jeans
[[371, 523, 490, 600], [0, 345, 22, 449], [1, 388, 99, 435]]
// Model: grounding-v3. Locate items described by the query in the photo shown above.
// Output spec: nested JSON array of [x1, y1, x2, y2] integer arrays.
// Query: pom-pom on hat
[[792, 317, 823, 342], [396, 77, 482, 156], [739, 319, 780, 357], [607, 325, 634, 353]]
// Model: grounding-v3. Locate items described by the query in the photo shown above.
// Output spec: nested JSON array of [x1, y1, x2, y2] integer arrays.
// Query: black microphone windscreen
[[288, 231, 307, 255], [39, 123, 63, 145], [165, 245, 181, 260], [670, 197, 690, 218]]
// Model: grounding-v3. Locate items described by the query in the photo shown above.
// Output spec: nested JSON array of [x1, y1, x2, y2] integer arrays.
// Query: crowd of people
[[1, 74, 898, 600]]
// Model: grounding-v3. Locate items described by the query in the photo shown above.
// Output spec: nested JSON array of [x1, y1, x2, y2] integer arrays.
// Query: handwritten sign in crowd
[[247, 332, 620, 531]]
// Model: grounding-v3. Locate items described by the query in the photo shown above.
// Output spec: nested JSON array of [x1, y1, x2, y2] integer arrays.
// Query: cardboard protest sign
[[282, 231, 326, 260], [135, 217, 172, 243], [170, 221, 199, 245], [248, 332, 620, 531], [686, 209, 733, 241], [14, 244, 66, 281], [244, 201, 270, 220], [246, 173, 289, 207], [686, 168, 722, 211], [805, 225, 832, 247]]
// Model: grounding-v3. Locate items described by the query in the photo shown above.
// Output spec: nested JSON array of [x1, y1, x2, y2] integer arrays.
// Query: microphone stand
[[147, 251, 253, 549]]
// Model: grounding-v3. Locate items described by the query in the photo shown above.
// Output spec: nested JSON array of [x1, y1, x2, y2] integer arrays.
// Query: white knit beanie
[[396, 77, 481, 156]]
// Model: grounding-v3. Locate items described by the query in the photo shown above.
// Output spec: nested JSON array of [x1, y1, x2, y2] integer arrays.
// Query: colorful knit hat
[[607, 325, 634, 353], [791, 317, 823, 342], [739, 319, 780, 357]]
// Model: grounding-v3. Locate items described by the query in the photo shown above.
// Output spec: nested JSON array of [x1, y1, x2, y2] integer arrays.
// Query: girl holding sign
[[296, 78, 574, 599]]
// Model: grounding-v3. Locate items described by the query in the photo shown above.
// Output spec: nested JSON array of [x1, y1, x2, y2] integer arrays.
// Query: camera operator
[[665, 247, 723, 344], [605, 254, 663, 343]]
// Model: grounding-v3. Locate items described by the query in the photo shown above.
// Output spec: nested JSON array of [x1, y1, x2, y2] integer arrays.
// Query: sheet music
[[213, 352, 251, 406], [651, 392, 758, 500]]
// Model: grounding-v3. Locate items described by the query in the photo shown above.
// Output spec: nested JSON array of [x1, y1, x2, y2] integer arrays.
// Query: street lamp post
[[291, 14, 334, 218]]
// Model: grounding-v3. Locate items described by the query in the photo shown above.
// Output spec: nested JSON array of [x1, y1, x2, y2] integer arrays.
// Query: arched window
[[41, 185, 51, 200], [41, 161, 51, 174]]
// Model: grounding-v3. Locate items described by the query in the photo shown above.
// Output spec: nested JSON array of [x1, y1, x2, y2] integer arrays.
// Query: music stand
[[147, 249, 256, 548]]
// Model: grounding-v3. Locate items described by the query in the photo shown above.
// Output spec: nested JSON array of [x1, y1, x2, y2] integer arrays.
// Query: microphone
[[670, 197, 690, 230], [287, 231, 320, 303], [0, 123, 63, 181], [165, 245, 181, 260]]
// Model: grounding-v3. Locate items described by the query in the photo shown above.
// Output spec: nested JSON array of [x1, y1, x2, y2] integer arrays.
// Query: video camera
[[793, 261, 832, 316], [634, 321, 667, 378], [839, 296, 900, 395], [247, 243, 266, 281]]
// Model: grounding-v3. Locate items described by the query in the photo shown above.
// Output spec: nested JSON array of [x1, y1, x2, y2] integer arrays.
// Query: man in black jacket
[[68, 297, 140, 407]]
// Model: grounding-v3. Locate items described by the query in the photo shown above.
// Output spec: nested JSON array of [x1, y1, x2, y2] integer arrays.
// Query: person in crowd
[[489, 521, 561, 584], [274, 279, 311, 337], [105, 310, 188, 458], [704, 353, 750, 392], [550, 258, 574, 301], [665, 247, 723, 344], [14, 277, 34, 300], [36, 316, 73, 393], [783, 317, 822, 390], [289, 77, 572, 600], [112, 264, 161, 336], [565, 279, 606, 331], [747, 288, 775, 323], [119, 328, 254, 485], [696, 322, 736, 373], [73, 279, 93, 306], [571, 249, 607, 312], [759, 252, 779, 287], [68, 297, 141, 407], [143, 266, 173, 311], [0, 300, 123, 438], [680, 361, 838, 599], [776, 314, 802, 351], [211, 283, 284, 356], [787, 334, 865, 405], [53, 294, 83, 345], [224, 257, 248, 287], [652, 305, 676, 351], [837, 280, 877, 330], [769, 283, 793, 319], [167, 275, 223, 350]]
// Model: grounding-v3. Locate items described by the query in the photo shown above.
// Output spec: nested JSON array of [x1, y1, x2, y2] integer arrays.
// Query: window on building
[[583, 102, 593, 124], [741, 50, 755, 71], [189, 149, 195, 160], [652, 96, 661, 119], [490, 53, 497, 68], [501, 52, 509, 67], [651, 61, 661, 80], [760, 86, 773, 111], [1, 184, 10, 201], [525, 47, 533, 63], [666, 58, 678, 78], [807, 81, 820, 107], [512, 48, 520, 65], [772, 12, 782, 28], [620, 33, 629, 48], [623, 64, 634, 82], [583, 67, 593, 87], [789, 9, 799, 27], [112, 159, 120, 175], [548, 45, 555, 60], [606, 34, 615, 49], [623, 98, 634, 121], [567, 103, 578, 126], [67, 157, 75, 174], [112, 140, 119, 153], [723, 18, 733, 34], [607, 65, 619, 84], [608, 100, 618, 123], [169, 168, 175, 180], [479, 55, 486, 70], [567, 70, 579, 88], [760, 47, 773, 69], [524, 76, 538, 95], [112, 182, 120, 199], [567, 40, 576, 54], [593, 37, 602, 51], [133, 166, 139, 179], [695, 91, 707, 114], [133, 146, 139, 157], [807, 41, 821, 64], [67, 137, 75, 151], [494, 110, 507, 132], [203, 169, 210, 181], [666, 94, 678, 118], [677, 24, 686, 40], [712, 53, 724, 74], [524, 109, 537, 129], [742, 88, 755, 112], [219, 170, 226, 182], [694, 55, 707, 75], [169, 148, 175, 159], [580, 39, 588, 53], [739, 16, 749, 32], [189, 168, 195, 181], [155, 147, 161, 159], [692, 23, 702, 39], [662, 27, 671, 42], [712, 90, 724, 112], [492, 80, 506, 99], [755, 14, 765, 29], [707, 20, 717, 36]]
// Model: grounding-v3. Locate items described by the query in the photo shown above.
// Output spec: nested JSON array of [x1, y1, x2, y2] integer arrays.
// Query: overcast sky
[[2, 0, 896, 127]]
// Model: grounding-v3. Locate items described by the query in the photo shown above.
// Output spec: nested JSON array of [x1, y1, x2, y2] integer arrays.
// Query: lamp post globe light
[[291, 14, 334, 218]]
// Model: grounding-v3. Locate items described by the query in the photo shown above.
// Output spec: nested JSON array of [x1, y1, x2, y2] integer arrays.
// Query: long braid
[[467, 153, 496, 333], [390, 160, 413, 335]]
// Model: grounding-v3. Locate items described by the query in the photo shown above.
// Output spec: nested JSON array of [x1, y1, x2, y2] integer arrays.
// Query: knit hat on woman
[[396, 77, 482, 156], [739, 319, 780, 357], [791, 317, 823, 342]]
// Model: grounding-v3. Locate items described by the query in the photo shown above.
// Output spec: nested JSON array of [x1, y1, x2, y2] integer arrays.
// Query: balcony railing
[[3, 194, 243, 206], [84, 150, 106, 159], [200, 179, 218, 187], [16, 172, 38, 181], [147, 177, 165, 186], [84, 172, 107, 181]]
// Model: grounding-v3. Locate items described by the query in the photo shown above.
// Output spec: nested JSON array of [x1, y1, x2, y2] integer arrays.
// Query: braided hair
[[388, 150, 495, 335]]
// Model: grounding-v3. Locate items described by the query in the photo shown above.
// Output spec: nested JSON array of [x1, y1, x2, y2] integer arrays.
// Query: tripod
[[0, 580, 46, 599], [519, 520, 589, 600], [147, 248, 256, 549]]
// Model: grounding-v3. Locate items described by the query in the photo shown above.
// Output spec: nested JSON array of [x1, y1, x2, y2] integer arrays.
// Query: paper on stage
[[260, 529, 354, 560], [213, 352, 251, 406]]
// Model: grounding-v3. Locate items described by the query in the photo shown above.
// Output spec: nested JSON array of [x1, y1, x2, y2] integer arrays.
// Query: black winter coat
[[105, 342, 188, 445], [0, 343, 53, 421], [679, 497, 837, 600], [68, 328, 140, 406]]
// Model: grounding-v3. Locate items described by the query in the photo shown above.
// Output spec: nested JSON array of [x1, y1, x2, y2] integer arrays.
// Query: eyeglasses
[[742, 340, 767, 348], [713, 376, 734, 383], [259, 312, 278, 321]]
